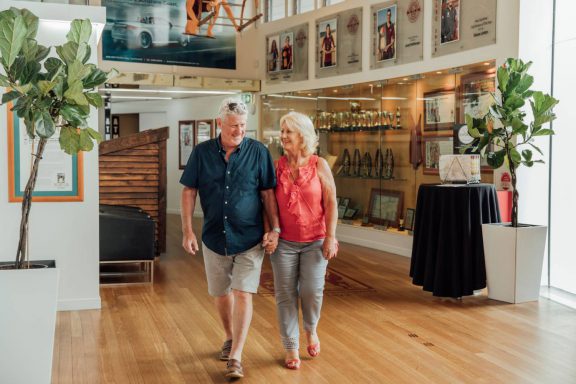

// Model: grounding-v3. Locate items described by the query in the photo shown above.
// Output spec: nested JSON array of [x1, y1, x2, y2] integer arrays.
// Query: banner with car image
[[102, 0, 236, 69]]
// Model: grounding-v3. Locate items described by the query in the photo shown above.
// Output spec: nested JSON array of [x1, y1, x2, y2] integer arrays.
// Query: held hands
[[182, 230, 199, 255], [322, 236, 338, 260], [262, 231, 279, 255]]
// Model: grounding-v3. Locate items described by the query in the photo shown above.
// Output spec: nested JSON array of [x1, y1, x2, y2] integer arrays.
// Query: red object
[[497, 190, 513, 223]]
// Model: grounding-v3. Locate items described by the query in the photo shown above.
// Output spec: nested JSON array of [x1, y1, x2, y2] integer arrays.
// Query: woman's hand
[[322, 236, 338, 260]]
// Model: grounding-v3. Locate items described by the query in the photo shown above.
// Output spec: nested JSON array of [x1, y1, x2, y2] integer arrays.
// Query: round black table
[[409, 184, 501, 297]]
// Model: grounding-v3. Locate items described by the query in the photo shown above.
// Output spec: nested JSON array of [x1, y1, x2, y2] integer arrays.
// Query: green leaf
[[82, 44, 91, 64], [35, 110, 56, 138], [37, 80, 56, 95], [487, 150, 506, 169], [82, 68, 108, 89], [521, 149, 533, 162], [497, 66, 509, 93], [52, 76, 65, 100], [515, 74, 534, 94], [523, 160, 534, 167], [64, 80, 88, 106], [1, 90, 20, 104], [528, 142, 544, 156], [60, 103, 88, 127], [21, 38, 38, 61], [510, 147, 522, 166], [504, 94, 525, 110], [35, 44, 49, 62], [532, 129, 555, 136], [67, 60, 91, 84], [67, 19, 92, 45], [0, 73, 9, 86], [13, 83, 32, 95], [86, 127, 102, 143], [79, 128, 94, 151], [0, 14, 28, 69], [85, 92, 103, 108], [19, 8, 38, 39], [59, 126, 81, 154], [18, 60, 41, 84], [55, 41, 87, 65]]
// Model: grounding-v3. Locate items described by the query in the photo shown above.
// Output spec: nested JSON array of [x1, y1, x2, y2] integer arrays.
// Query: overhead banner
[[265, 23, 309, 84], [315, 8, 362, 79], [102, 0, 236, 69], [432, 0, 497, 57], [370, 0, 424, 69]]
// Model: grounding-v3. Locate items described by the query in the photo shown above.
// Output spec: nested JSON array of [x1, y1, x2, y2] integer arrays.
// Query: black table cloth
[[409, 184, 501, 297]]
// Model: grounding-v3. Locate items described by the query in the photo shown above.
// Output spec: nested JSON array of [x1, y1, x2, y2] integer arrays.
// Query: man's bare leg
[[228, 289, 253, 361], [215, 292, 234, 341]]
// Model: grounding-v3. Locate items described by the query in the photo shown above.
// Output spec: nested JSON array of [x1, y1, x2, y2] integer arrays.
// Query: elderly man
[[180, 98, 280, 379]]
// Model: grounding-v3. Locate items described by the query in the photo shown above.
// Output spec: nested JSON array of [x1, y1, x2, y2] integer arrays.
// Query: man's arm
[[181, 186, 199, 254], [260, 189, 280, 253]]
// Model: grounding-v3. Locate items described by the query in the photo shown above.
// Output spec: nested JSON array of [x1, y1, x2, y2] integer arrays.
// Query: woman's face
[[280, 122, 303, 155], [271, 40, 277, 51], [326, 25, 331, 36], [284, 37, 290, 46]]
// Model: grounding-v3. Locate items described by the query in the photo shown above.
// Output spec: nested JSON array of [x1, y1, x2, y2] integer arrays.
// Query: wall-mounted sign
[[371, 0, 424, 69], [266, 23, 309, 84], [432, 0, 497, 57]]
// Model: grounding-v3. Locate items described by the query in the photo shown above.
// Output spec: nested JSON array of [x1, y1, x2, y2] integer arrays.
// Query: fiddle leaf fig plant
[[466, 58, 558, 227], [0, 8, 117, 269]]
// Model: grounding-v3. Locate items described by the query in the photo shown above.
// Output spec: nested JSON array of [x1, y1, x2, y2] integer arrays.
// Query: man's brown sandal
[[226, 358, 244, 378], [219, 339, 233, 361]]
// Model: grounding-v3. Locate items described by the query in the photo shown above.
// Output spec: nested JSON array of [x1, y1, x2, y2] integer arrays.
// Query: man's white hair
[[280, 112, 318, 156], [218, 97, 248, 121]]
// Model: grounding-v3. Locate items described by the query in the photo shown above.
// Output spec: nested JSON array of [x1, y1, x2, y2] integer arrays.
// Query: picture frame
[[423, 90, 456, 131], [376, 4, 397, 62], [367, 189, 404, 227], [318, 18, 337, 69], [195, 119, 215, 146], [338, 197, 350, 219], [440, 0, 460, 45], [179, 120, 195, 170], [279, 31, 294, 72], [404, 208, 416, 231], [7, 107, 83, 202], [459, 71, 496, 123], [343, 207, 359, 220], [267, 35, 280, 73], [423, 133, 454, 175]]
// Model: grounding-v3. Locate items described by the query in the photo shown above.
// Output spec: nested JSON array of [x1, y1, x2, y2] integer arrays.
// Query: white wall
[[0, 1, 105, 311], [111, 96, 259, 216], [260, 0, 520, 95], [139, 112, 168, 131]]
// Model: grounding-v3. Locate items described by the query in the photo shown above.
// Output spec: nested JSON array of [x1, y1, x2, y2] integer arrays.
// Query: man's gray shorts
[[202, 243, 265, 297]]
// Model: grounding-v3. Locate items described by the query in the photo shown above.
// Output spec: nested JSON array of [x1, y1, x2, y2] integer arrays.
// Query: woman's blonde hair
[[279, 112, 318, 156]]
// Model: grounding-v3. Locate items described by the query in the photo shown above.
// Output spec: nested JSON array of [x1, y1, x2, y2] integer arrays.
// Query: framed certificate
[[7, 108, 83, 202]]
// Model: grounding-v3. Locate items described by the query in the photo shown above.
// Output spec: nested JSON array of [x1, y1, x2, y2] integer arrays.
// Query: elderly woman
[[268, 112, 338, 370]]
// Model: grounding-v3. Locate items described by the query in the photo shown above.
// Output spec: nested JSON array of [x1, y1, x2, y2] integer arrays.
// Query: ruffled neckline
[[278, 155, 318, 224]]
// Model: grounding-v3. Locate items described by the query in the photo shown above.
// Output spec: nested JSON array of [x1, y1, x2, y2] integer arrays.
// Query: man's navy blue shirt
[[180, 137, 276, 255]]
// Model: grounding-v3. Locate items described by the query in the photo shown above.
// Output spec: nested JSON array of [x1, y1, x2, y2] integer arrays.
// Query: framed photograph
[[459, 71, 496, 123], [318, 18, 337, 69], [343, 207, 359, 220], [440, 0, 460, 45], [336, 196, 342, 206], [179, 120, 195, 170], [195, 119, 215, 146], [423, 133, 454, 174], [376, 4, 397, 62], [7, 107, 83, 202], [423, 90, 456, 131], [368, 189, 404, 227], [267, 35, 280, 73], [338, 197, 350, 219], [404, 208, 416, 231], [280, 32, 294, 71]]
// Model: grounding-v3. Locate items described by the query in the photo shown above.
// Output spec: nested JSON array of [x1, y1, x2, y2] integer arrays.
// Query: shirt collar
[[216, 135, 247, 153]]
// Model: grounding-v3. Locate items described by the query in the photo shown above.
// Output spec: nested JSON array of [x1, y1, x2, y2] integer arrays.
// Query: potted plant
[[466, 58, 558, 303], [0, 8, 115, 383]]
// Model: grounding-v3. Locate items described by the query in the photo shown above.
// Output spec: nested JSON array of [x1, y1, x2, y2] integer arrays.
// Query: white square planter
[[482, 223, 547, 303], [0, 267, 59, 384]]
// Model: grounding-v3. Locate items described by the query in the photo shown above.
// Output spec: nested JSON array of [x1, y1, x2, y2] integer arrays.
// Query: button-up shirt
[[180, 137, 276, 255]]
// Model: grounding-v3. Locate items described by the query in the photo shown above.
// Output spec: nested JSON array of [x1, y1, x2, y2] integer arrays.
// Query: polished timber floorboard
[[53, 215, 576, 383]]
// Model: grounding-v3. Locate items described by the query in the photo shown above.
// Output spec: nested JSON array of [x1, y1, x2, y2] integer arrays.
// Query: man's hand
[[262, 231, 279, 255], [322, 236, 338, 260], [182, 231, 199, 255]]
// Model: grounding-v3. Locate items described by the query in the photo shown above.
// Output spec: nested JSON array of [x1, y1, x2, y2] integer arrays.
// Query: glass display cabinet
[[260, 60, 496, 233]]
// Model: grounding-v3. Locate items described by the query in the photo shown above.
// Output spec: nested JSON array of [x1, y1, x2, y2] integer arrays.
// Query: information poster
[[266, 23, 309, 84]]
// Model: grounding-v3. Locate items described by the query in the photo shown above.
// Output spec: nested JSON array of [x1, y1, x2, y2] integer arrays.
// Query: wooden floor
[[53, 215, 576, 383]]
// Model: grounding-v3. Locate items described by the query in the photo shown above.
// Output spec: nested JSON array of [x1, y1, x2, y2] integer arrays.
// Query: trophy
[[395, 107, 402, 130], [388, 112, 395, 129], [338, 149, 351, 176], [352, 149, 361, 176], [374, 149, 384, 177], [384, 148, 395, 179], [362, 152, 373, 178]]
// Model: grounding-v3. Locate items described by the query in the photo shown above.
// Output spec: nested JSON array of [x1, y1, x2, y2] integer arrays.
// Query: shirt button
[[225, 201, 228, 204], [226, 186, 229, 189], [227, 171, 231, 175], [225, 216, 228, 219], [223, 230, 226, 234]]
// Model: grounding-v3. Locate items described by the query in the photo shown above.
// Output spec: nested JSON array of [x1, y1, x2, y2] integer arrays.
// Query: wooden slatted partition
[[99, 127, 169, 254]]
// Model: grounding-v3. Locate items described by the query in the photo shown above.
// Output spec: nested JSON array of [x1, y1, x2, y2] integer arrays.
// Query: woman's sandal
[[285, 358, 301, 370], [307, 342, 320, 357]]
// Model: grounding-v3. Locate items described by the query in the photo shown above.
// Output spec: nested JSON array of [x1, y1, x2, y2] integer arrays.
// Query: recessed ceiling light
[[333, 89, 338, 93], [483, 62, 491, 66], [436, 71, 442, 74], [403, 78, 409, 81], [113, 96, 173, 100]]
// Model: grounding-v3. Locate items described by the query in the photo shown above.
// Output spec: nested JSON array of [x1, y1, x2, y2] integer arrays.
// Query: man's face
[[387, 11, 391, 23], [218, 114, 247, 149]]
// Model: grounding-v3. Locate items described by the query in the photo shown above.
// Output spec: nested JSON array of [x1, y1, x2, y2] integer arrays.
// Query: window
[[297, 0, 315, 14], [265, 0, 286, 22]]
